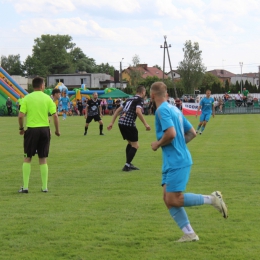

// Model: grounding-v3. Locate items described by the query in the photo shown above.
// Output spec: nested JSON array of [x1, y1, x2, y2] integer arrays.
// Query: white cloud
[[76, 0, 141, 13], [208, 0, 260, 16], [177, 0, 205, 8], [155, 0, 182, 19], [11, 0, 75, 13], [19, 18, 93, 35]]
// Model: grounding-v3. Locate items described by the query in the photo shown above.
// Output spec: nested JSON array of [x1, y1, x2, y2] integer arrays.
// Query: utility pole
[[120, 58, 124, 89], [239, 62, 243, 93], [258, 66, 260, 90], [160, 36, 178, 98]]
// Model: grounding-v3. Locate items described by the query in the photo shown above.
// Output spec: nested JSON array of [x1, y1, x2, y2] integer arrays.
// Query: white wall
[[11, 75, 28, 90], [231, 76, 259, 87]]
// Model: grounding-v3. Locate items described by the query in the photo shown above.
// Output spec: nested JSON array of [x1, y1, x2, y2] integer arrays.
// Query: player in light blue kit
[[60, 92, 70, 120], [150, 82, 228, 242], [195, 89, 215, 135]]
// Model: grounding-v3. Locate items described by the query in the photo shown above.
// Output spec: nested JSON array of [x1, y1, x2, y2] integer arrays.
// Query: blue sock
[[183, 193, 204, 207], [169, 207, 189, 229], [64, 113, 67, 119], [201, 126, 205, 132]]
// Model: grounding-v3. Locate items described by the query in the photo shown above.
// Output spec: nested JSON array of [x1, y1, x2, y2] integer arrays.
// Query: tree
[[95, 62, 115, 76], [29, 34, 76, 77], [139, 76, 160, 96], [224, 80, 230, 92], [22, 55, 48, 77], [153, 64, 162, 70], [1, 54, 23, 75], [177, 40, 206, 94], [128, 54, 143, 88], [201, 73, 221, 89], [70, 47, 97, 73]]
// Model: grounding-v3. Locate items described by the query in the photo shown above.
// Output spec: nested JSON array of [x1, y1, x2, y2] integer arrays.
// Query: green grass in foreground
[[0, 114, 260, 260]]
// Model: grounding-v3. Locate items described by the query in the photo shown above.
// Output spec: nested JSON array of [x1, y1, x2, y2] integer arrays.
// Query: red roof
[[242, 72, 259, 78], [124, 64, 168, 79], [207, 69, 235, 78]]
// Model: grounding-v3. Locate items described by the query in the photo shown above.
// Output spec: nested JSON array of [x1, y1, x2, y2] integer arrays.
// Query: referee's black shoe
[[18, 187, 28, 193], [122, 165, 132, 172], [130, 163, 140, 170]]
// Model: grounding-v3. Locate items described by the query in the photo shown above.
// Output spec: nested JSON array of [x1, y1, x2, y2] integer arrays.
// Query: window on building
[[55, 79, 64, 83], [81, 78, 87, 84]]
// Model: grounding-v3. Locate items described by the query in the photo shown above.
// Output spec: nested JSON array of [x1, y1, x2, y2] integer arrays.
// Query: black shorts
[[24, 127, 51, 158], [118, 124, 138, 142], [86, 115, 101, 123]]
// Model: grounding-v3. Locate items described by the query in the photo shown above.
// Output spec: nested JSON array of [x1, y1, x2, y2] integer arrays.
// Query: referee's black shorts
[[24, 127, 51, 158], [86, 115, 101, 123], [118, 124, 138, 142]]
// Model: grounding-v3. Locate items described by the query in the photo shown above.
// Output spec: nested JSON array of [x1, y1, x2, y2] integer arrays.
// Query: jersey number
[[123, 100, 133, 112]]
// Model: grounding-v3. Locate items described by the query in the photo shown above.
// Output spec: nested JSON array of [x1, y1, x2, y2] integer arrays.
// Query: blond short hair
[[150, 81, 167, 97]]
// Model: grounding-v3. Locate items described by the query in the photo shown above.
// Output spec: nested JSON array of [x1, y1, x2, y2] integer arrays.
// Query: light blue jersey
[[60, 96, 70, 106], [155, 101, 193, 170], [200, 97, 214, 114]]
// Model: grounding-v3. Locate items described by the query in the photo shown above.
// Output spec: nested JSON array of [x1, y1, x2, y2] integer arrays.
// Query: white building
[[47, 72, 111, 89], [11, 75, 32, 90], [166, 70, 181, 79], [231, 73, 259, 88]]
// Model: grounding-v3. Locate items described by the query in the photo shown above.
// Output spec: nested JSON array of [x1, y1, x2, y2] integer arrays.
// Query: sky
[[0, 0, 260, 75]]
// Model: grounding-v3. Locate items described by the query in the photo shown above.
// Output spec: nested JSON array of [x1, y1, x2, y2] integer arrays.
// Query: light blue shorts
[[62, 106, 69, 111], [200, 112, 211, 122], [161, 166, 191, 192]]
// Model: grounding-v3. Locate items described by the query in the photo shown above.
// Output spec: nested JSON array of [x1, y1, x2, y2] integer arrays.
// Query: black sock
[[127, 147, 137, 165], [126, 144, 132, 161], [85, 127, 88, 133], [99, 125, 103, 134]]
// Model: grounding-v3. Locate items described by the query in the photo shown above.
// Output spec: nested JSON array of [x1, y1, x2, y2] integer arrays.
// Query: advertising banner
[[182, 103, 201, 116]]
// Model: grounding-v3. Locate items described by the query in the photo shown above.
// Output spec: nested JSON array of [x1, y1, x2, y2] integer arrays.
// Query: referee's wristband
[[19, 127, 24, 130]]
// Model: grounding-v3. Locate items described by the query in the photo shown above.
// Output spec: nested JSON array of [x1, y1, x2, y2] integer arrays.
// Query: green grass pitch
[[0, 114, 259, 259]]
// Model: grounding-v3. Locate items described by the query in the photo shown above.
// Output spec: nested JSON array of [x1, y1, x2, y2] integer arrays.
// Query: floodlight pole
[[239, 62, 243, 93]]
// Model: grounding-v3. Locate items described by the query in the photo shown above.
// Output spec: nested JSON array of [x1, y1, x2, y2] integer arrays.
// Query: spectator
[[77, 99, 83, 116], [6, 97, 13, 116], [175, 98, 182, 110], [16, 95, 24, 111], [115, 99, 121, 110], [83, 99, 87, 115], [223, 92, 230, 102], [189, 96, 195, 103], [112, 99, 116, 114], [217, 97, 223, 112], [148, 99, 157, 115], [143, 96, 149, 115], [242, 88, 249, 107], [107, 97, 113, 115], [100, 99, 107, 115], [235, 91, 243, 107]]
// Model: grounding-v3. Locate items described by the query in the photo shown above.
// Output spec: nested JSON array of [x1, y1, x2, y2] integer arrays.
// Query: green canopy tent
[[99, 89, 130, 99]]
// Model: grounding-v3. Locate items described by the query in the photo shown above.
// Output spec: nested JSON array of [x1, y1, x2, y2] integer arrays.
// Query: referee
[[18, 77, 60, 193]]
